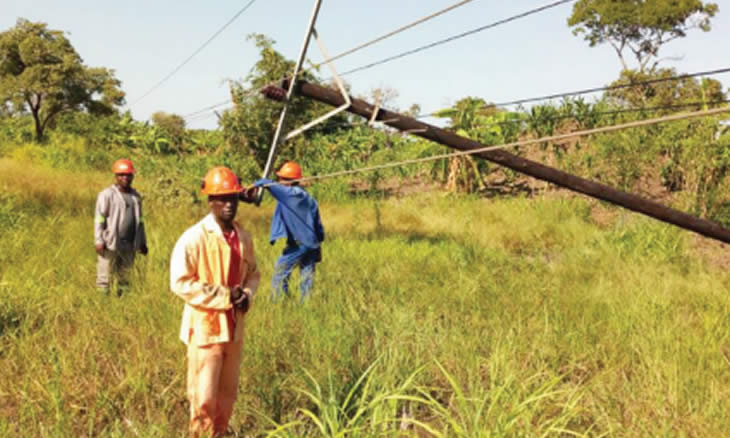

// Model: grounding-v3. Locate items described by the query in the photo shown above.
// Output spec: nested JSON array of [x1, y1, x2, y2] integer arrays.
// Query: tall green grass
[[1, 158, 729, 437]]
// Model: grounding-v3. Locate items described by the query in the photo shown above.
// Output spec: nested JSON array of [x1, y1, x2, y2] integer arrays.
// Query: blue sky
[[3, 0, 729, 129]]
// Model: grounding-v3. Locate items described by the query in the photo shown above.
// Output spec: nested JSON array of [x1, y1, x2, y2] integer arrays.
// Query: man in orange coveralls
[[170, 166, 260, 437]]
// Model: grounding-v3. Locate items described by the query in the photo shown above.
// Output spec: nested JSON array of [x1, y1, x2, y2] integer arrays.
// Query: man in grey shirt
[[94, 159, 148, 294]]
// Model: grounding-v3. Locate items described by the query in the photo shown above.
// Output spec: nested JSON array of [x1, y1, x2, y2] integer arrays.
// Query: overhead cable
[[317, 0, 477, 67], [437, 98, 730, 129], [181, 0, 481, 121], [492, 67, 730, 107], [130, 0, 259, 106], [185, 70, 730, 126], [336, 0, 575, 78], [183, 99, 234, 118], [412, 66, 730, 118]]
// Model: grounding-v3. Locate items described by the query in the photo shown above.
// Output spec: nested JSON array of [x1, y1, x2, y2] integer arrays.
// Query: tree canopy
[[605, 67, 726, 108], [151, 111, 186, 152], [0, 18, 124, 141], [567, 0, 719, 72], [220, 33, 348, 169]]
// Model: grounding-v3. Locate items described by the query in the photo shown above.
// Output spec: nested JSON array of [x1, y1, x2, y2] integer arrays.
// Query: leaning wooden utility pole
[[268, 79, 730, 244]]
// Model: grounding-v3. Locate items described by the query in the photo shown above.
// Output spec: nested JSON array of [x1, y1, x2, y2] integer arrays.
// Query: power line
[[182, 83, 280, 121], [415, 66, 730, 118], [179, 0, 565, 120], [493, 67, 730, 107], [317, 0, 477, 67], [130, 0, 259, 107], [185, 111, 220, 124], [181, 81, 270, 120], [184, 2, 729, 128], [181, 0, 481, 121], [439, 99, 730, 129], [185, 66, 730, 126], [336, 0, 575, 78], [183, 99, 233, 118], [529, 99, 730, 121], [185, 64, 730, 124]]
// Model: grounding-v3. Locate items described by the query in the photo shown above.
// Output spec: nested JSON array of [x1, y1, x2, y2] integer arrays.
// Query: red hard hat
[[276, 161, 302, 180], [201, 167, 243, 195], [112, 159, 136, 174]]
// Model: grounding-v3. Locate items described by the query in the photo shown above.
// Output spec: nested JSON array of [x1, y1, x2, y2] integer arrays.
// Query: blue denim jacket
[[255, 179, 325, 249]]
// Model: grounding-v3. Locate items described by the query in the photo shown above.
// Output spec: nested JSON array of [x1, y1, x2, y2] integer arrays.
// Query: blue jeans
[[271, 245, 320, 302]]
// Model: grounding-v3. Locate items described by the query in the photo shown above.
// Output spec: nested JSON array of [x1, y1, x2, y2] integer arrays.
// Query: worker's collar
[[111, 184, 136, 196], [202, 213, 238, 237]]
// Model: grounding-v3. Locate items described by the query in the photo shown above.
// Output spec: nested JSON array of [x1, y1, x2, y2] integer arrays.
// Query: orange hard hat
[[201, 166, 243, 195], [112, 159, 136, 174], [276, 161, 302, 179]]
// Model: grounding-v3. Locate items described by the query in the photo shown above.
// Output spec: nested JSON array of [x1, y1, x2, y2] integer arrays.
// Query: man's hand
[[239, 187, 258, 204], [231, 285, 252, 314], [261, 85, 287, 102], [95, 243, 105, 256], [140, 245, 149, 256]]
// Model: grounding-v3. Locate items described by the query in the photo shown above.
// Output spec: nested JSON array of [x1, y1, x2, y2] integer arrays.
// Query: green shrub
[[9, 144, 45, 163], [711, 200, 730, 228], [308, 179, 350, 203], [0, 193, 24, 232]]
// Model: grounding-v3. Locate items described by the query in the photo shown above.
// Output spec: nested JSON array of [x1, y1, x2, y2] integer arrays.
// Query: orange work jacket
[[170, 213, 260, 346]]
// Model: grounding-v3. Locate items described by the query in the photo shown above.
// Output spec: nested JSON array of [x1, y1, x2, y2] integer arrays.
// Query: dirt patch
[[690, 235, 730, 270], [633, 169, 673, 204], [589, 203, 620, 229], [0, 396, 17, 425]]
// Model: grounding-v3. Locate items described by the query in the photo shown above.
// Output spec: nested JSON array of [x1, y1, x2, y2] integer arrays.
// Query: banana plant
[[433, 98, 522, 193]]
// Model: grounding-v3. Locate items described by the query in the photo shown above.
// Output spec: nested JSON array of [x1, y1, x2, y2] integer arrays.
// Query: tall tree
[[151, 111, 187, 151], [568, 0, 719, 72], [0, 19, 124, 141], [220, 34, 346, 169]]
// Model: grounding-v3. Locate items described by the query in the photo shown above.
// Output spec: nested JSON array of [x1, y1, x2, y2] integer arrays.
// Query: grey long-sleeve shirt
[[94, 185, 147, 252]]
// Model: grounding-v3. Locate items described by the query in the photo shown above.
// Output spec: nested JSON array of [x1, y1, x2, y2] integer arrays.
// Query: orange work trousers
[[186, 339, 244, 437]]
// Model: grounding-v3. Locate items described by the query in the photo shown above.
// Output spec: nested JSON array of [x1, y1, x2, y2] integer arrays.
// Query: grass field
[[1, 158, 729, 437]]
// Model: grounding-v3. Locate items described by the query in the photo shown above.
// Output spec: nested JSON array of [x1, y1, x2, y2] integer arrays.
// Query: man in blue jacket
[[253, 161, 324, 301]]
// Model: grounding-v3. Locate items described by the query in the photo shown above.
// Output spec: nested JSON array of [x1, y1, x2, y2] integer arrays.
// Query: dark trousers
[[96, 241, 135, 291], [271, 245, 320, 301]]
